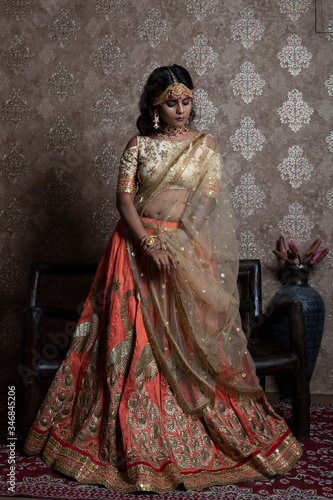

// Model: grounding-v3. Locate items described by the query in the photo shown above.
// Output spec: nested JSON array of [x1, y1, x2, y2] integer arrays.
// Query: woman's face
[[158, 95, 192, 128]]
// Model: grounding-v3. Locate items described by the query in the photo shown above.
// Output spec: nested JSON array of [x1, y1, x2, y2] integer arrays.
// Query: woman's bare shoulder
[[191, 129, 217, 150], [205, 133, 217, 151], [125, 136, 138, 150]]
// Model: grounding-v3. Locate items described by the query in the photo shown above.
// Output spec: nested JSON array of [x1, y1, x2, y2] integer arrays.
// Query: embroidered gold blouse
[[116, 135, 221, 200]]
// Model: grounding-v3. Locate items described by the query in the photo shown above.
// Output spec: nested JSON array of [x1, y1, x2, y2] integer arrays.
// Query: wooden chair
[[18, 259, 310, 447], [238, 260, 310, 438], [18, 262, 98, 447]]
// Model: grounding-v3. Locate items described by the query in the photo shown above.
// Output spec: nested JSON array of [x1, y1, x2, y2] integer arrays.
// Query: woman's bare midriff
[[142, 189, 189, 222]]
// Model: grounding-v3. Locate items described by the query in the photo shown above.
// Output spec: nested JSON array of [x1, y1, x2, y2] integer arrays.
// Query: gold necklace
[[156, 123, 190, 139]]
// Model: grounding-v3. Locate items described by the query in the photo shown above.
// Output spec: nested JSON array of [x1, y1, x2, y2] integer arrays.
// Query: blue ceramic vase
[[272, 264, 325, 380]]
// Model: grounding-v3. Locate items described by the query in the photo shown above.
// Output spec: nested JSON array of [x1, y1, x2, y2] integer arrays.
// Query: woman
[[24, 65, 302, 493]]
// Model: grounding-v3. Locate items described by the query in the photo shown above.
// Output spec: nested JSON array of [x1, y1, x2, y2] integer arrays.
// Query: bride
[[24, 64, 302, 493]]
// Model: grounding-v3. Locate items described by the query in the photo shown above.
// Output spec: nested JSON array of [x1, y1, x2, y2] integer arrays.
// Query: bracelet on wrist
[[140, 234, 149, 246]]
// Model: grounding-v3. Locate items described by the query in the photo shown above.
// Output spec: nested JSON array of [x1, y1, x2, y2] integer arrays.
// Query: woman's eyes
[[166, 99, 191, 108]]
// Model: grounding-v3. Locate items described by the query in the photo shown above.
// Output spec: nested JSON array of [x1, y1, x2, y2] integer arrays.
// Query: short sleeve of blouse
[[116, 146, 138, 196], [202, 150, 222, 200]]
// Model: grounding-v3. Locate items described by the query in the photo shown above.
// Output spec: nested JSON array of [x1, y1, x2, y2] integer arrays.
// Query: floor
[[267, 392, 333, 403]]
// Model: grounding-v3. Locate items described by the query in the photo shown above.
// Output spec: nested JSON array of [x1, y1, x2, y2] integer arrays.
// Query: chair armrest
[[254, 299, 308, 369], [258, 299, 302, 326]]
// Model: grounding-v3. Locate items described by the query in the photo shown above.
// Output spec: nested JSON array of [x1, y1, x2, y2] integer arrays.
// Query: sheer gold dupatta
[[126, 133, 262, 417]]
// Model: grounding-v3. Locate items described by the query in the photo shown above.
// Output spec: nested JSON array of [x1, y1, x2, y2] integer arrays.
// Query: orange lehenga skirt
[[24, 219, 302, 493]]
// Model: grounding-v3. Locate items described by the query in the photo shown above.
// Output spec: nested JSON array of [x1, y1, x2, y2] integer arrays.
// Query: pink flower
[[273, 237, 329, 265]]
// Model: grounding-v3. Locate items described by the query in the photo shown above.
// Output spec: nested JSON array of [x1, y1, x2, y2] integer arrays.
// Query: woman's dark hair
[[136, 64, 195, 136]]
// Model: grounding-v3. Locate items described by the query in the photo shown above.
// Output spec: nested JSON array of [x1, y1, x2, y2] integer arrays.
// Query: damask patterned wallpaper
[[1, 0, 333, 394]]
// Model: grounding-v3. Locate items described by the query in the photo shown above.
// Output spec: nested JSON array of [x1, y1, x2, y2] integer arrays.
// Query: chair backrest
[[29, 261, 99, 307], [28, 259, 262, 339], [237, 259, 262, 338]]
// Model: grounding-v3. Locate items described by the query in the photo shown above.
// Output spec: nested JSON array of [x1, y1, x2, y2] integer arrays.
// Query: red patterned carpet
[[0, 402, 332, 500]]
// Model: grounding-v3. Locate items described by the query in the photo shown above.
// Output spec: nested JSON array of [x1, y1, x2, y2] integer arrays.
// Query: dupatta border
[[169, 266, 264, 400]]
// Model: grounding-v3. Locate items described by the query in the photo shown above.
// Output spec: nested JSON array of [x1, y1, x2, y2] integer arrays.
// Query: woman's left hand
[[148, 248, 177, 275]]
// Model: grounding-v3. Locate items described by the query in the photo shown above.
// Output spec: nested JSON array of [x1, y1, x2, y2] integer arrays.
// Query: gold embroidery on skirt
[[27, 427, 302, 493], [73, 277, 122, 349], [126, 382, 215, 471], [74, 321, 91, 338], [35, 359, 76, 431], [68, 339, 101, 446], [72, 313, 100, 352], [120, 288, 135, 337], [72, 275, 110, 350], [107, 339, 133, 385], [107, 288, 135, 384], [111, 278, 121, 296], [134, 343, 159, 381]]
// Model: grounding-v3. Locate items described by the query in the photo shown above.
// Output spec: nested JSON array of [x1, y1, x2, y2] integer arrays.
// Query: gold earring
[[153, 109, 160, 129]]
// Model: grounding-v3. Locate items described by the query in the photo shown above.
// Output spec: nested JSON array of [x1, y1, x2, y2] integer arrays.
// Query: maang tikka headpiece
[[152, 68, 193, 106]]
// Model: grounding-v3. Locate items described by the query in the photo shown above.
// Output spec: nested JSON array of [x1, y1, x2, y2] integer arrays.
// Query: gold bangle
[[145, 236, 156, 246]]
